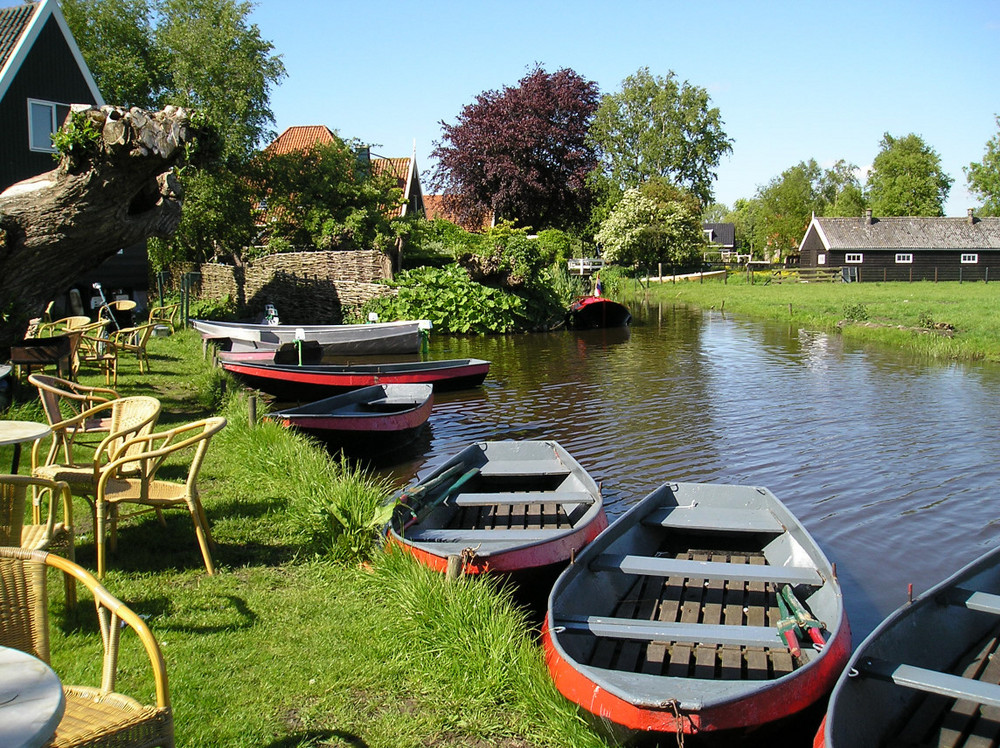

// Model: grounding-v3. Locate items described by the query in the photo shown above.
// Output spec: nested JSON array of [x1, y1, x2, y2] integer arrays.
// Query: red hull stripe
[[223, 362, 489, 387], [542, 610, 851, 734]]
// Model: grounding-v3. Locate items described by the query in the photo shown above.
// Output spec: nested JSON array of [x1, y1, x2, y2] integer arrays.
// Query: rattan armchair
[[29, 373, 120, 460], [148, 302, 180, 331], [0, 474, 76, 605], [109, 323, 155, 375], [95, 416, 226, 578], [0, 546, 174, 748]]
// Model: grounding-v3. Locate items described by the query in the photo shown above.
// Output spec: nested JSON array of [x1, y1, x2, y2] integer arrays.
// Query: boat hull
[[567, 297, 632, 328], [192, 318, 427, 355], [219, 358, 490, 400], [544, 481, 850, 737], [816, 544, 1000, 748], [387, 440, 607, 575]]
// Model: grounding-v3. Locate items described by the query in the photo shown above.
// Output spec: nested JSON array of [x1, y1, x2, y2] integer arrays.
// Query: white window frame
[[27, 99, 58, 153], [895, 253, 913, 264], [817, 253, 827, 265], [845, 253, 863, 264], [961, 253, 979, 264]]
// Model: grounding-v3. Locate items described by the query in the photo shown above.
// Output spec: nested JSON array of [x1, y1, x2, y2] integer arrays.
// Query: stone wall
[[169, 249, 395, 324]]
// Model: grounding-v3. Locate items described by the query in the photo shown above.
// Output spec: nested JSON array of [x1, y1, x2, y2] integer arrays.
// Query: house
[[0, 0, 103, 192], [370, 150, 424, 219], [423, 194, 495, 232], [702, 222, 744, 262], [799, 209, 1000, 282]]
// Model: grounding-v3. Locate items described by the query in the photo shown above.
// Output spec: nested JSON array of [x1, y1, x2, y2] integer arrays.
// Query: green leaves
[[867, 133, 953, 217]]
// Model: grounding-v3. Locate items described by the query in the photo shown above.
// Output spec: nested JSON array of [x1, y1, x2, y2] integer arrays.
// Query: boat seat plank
[[591, 553, 822, 586], [667, 552, 706, 678], [948, 587, 1000, 616], [695, 554, 728, 678], [860, 658, 1000, 709], [746, 556, 770, 680], [645, 564, 686, 674], [614, 574, 659, 674], [450, 491, 594, 506], [404, 528, 568, 542], [642, 506, 785, 534], [721, 554, 749, 680], [555, 615, 781, 648], [478, 459, 570, 477]]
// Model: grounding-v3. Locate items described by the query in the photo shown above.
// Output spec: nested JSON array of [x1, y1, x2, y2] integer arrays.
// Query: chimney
[[968, 208, 975, 224], [865, 208, 873, 225]]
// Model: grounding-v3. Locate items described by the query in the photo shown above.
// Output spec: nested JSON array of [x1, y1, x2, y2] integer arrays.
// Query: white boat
[[190, 319, 429, 355]]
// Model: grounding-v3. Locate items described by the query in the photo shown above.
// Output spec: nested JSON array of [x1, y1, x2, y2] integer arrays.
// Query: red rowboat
[[543, 481, 850, 738], [567, 296, 632, 328], [386, 440, 607, 575], [219, 357, 489, 400]]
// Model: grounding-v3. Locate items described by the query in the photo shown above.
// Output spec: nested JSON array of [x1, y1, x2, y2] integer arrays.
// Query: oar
[[780, 584, 826, 647], [404, 467, 480, 530], [394, 463, 467, 517], [775, 590, 802, 657]]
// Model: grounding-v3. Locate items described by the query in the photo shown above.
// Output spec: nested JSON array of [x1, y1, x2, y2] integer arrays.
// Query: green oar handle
[[780, 584, 822, 629], [395, 463, 467, 513]]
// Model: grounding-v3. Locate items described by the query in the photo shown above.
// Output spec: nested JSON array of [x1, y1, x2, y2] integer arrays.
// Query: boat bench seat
[[590, 553, 823, 586], [860, 657, 1000, 709], [946, 587, 1000, 615], [553, 615, 781, 648], [365, 398, 418, 407], [478, 459, 570, 478], [451, 491, 595, 507], [404, 528, 569, 542], [642, 505, 785, 534]]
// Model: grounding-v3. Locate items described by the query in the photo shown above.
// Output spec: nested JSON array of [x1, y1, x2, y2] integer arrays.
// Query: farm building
[[799, 209, 1000, 282]]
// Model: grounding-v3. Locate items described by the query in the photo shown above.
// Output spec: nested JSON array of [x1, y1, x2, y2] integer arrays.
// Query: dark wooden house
[[0, 0, 103, 192], [799, 210, 1000, 282]]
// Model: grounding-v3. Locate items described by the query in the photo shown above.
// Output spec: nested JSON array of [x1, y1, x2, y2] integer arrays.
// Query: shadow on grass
[[57, 593, 258, 636], [265, 731, 370, 748]]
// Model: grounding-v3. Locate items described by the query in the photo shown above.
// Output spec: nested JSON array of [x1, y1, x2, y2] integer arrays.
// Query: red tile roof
[[424, 194, 494, 232], [264, 125, 337, 156]]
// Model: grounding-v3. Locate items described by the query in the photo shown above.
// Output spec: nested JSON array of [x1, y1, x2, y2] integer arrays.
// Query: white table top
[[0, 421, 51, 448], [0, 645, 65, 748]]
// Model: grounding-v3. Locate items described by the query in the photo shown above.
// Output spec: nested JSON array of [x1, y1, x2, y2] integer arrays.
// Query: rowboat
[[265, 383, 433, 448], [219, 357, 490, 399], [542, 481, 850, 738], [190, 318, 428, 355], [567, 296, 632, 328], [816, 544, 1000, 748], [386, 440, 607, 575]]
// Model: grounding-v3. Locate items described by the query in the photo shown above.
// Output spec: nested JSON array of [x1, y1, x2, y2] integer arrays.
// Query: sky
[[249, 0, 999, 217]]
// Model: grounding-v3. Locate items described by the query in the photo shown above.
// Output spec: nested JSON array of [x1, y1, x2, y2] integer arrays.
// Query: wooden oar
[[403, 467, 481, 530], [394, 463, 467, 518], [780, 584, 826, 647], [775, 590, 802, 657]]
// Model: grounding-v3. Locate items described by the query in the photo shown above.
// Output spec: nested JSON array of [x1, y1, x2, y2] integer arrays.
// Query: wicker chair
[[0, 474, 76, 605], [108, 323, 155, 375], [95, 417, 226, 578], [29, 373, 120, 460], [76, 321, 118, 385], [148, 302, 180, 331], [0, 546, 174, 748], [32, 396, 162, 531]]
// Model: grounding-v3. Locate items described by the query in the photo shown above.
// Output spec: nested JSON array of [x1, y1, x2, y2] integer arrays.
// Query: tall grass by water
[[4, 329, 609, 748], [641, 276, 1000, 362]]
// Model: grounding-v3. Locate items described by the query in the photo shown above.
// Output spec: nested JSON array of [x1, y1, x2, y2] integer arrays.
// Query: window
[[961, 253, 979, 264], [895, 253, 913, 264], [27, 99, 57, 152], [817, 253, 827, 265], [846, 253, 863, 264]]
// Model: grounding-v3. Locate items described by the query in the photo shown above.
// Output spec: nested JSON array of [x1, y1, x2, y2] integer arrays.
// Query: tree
[[866, 133, 952, 216], [430, 65, 599, 232], [1, 106, 212, 349], [595, 180, 705, 267], [819, 159, 866, 217], [587, 67, 733, 206], [965, 115, 1000, 216], [752, 160, 825, 261]]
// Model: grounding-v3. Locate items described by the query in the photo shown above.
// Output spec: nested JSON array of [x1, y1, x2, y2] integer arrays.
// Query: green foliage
[[595, 182, 705, 267], [966, 115, 1000, 216], [842, 302, 869, 321], [866, 132, 953, 216], [50, 110, 102, 163], [588, 66, 733, 205], [534, 228, 575, 265], [187, 294, 238, 320], [364, 265, 527, 334]]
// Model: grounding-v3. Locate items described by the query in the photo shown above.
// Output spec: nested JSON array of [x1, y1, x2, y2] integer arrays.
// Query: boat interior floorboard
[[582, 546, 809, 681], [890, 626, 1000, 748], [449, 500, 571, 531]]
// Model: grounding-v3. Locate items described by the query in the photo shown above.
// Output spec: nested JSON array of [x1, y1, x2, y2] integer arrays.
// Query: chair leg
[[188, 501, 216, 575], [109, 503, 119, 552], [96, 499, 108, 578], [63, 530, 77, 608]]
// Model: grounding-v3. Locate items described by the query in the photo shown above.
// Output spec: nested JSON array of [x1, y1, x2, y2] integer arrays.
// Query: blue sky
[[249, 0, 998, 217]]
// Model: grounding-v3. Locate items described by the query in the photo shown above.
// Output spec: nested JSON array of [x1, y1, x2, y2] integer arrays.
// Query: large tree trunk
[[0, 105, 210, 352]]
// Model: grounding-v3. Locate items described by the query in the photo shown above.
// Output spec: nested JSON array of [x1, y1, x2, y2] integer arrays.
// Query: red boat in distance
[[567, 296, 632, 328]]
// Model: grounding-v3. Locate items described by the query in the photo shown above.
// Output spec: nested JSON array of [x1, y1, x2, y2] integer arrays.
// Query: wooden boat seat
[[946, 586, 1000, 615], [554, 615, 782, 648], [859, 657, 1000, 709], [642, 505, 785, 534], [478, 459, 570, 477], [405, 527, 569, 542], [450, 491, 595, 507], [589, 553, 823, 586]]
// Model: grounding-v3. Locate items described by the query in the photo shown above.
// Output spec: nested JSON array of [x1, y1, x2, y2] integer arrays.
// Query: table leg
[[11, 443, 21, 474]]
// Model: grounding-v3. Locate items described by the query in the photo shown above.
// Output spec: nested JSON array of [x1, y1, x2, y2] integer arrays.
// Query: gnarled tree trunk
[[0, 105, 211, 352]]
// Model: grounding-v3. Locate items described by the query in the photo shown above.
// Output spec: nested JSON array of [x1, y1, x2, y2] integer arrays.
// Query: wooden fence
[[769, 267, 843, 284]]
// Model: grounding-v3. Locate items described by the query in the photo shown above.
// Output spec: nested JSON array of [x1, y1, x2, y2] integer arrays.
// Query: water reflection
[[376, 299, 1000, 645]]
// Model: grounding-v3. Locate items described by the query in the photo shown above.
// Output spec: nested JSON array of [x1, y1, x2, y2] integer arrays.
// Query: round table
[[0, 645, 65, 748], [0, 420, 51, 473]]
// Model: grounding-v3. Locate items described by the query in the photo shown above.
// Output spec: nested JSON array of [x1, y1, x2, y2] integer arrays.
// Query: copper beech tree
[[0, 104, 214, 350]]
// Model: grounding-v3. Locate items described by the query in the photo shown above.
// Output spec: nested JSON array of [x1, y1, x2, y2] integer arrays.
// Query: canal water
[[378, 297, 1000, 744]]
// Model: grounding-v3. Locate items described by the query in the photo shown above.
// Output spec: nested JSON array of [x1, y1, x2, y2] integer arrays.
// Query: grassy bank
[[3, 330, 608, 748], [640, 275, 1000, 362]]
